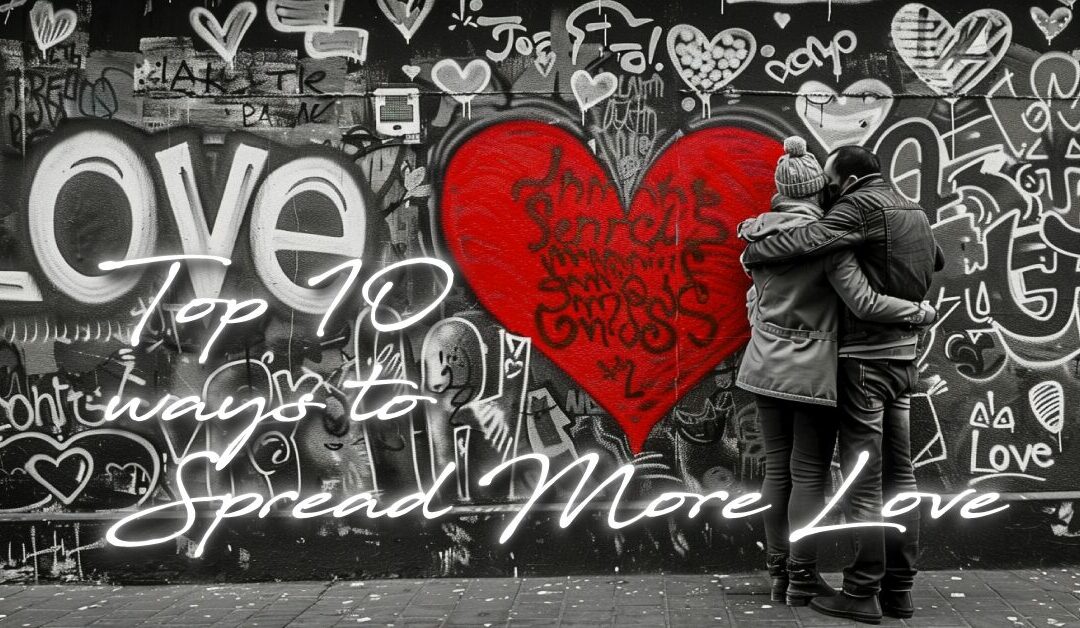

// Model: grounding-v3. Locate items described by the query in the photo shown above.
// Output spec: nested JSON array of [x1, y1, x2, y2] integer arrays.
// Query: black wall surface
[[0, 0, 1079, 582]]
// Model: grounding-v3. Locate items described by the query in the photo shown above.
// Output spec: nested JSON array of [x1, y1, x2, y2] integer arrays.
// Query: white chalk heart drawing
[[571, 70, 619, 113], [432, 58, 492, 105], [29, 0, 77, 55], [26, 449, 94, 506], [795, 79, 894, 152], [774, 12, 791, 29], [534, 49, 556, 77], [1031, 6, 1073, 44], [891, 4, 1012, 96], [0, 430, 161, 511], [189, 1, 257, 66], [105, 462, 152, 495], [402, 64, 421, 80], [376, 0, 433, 44], [667, 24, 756, 94]]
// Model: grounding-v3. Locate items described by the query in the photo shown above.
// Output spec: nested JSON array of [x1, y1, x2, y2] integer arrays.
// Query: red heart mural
[[441, 121, 783, 453]]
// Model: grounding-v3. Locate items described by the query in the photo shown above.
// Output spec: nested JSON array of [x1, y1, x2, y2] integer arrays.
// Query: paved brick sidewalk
[[1, 569, 1078, 627]]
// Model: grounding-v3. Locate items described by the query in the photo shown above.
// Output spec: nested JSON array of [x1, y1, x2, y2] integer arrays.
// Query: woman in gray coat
[[736, 137, 935, 607]]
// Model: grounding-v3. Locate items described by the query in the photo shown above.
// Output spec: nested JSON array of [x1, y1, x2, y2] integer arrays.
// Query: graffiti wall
[[0, 0, 1078, 581]]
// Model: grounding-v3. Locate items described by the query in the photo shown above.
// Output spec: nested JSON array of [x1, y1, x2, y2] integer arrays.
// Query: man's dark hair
[[827, 145, 881, 181]]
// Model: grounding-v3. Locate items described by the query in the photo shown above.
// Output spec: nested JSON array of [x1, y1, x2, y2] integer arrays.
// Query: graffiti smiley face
[[421, 319, 486, 407]]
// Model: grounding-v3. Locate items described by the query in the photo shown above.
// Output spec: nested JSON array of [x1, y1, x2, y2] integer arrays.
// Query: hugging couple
[[736, 137, 942, 624]]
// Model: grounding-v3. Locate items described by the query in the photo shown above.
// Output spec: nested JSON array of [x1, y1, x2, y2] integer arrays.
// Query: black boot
[[879, 590, 914, 618], [810, 592, 883, 624], [766, 553, 788, 603], [785, 560, 836, 607]]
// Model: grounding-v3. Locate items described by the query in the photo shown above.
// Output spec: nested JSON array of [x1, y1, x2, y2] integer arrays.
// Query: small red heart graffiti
[[441, 121, 782, 452]]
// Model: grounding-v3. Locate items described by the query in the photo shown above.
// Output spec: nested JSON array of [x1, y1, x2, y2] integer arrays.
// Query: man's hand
[[916, 301, 937, 326]]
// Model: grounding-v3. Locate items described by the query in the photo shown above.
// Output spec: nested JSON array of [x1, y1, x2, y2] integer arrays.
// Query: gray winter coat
[[736, 196, 925, 406]]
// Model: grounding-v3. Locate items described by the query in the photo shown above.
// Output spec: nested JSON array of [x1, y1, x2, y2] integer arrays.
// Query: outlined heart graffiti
[[796, 79, 894, 152], [439, 121, 782, 452], [26, 449, 94, 506], [189, 1, 257, 66], [0, 429, 161, 511], [432, 58, 492, 118], [570, 70, 619, 118], [891, 4, 1012, 96], [667, 24, 756, 95], [376, 0, 433, 43], [1031, 6, 1072, 44], [29, 0, 76, 55]]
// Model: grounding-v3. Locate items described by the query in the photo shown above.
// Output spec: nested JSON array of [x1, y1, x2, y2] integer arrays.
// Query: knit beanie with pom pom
[[774, 136, 825, 199]]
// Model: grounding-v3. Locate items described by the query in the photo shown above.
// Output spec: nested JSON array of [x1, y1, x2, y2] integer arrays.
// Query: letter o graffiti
[[249, 156, 367, 314], [27, 130, 158, 305], [989, 445, 1010, 472]]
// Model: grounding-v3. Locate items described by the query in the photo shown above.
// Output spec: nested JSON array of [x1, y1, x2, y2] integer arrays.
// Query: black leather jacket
[[741, 175, 941, 349]]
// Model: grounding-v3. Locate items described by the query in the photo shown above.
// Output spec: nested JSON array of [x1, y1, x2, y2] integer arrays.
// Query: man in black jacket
[[742, 145, 942, 624]]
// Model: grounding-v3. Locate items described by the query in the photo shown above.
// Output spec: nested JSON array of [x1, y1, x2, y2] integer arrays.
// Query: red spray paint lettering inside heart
[[441, 121, 782, 452]]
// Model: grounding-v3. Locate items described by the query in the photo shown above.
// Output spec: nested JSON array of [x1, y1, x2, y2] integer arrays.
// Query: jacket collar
[[839, 173, 884, 199]]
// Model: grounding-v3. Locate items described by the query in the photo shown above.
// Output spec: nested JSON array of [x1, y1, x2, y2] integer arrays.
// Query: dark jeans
[[755, 394, 838, 565], [836, 358, 920, 597]]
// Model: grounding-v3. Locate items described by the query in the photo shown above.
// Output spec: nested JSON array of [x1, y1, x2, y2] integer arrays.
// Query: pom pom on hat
[[774, 136, 824, 199], [783, 136, 807, 157]]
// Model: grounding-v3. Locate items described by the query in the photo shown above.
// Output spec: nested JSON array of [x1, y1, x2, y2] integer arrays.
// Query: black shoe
[[785, 561, 837, 607], [766, 553, 788, 603], [810, 592, 883, 624], [879, 590, 914, 618]]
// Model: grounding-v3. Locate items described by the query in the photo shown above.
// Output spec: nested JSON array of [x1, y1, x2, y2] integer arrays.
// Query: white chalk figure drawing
[[189, 2, 257, 67], [911, 388, 947, 469], [667, 24, 756, 118], [1029, 381, 1065, 453], [796, 79, 894, 151], [431, 58, 491, 119], [376, 0, 434, 43], [571, 70, 619, 125], [28, 0, 76, 56], [1030, 6, 1072, 45]]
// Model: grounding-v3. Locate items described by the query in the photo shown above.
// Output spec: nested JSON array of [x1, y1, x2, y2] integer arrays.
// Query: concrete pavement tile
[[723, 594, 796, 620], [955, 615, 1032, 627], [0, 608, 74, 625], [445, 608, 510, 623], [791, 606, 859, 626], [948, 598, 1016, 611], [667, 610, 729, 624], [401, 603, 455, 618], [612, 604, 664, 616], [560, 608, 616, 621], [507, 602, 561, 618]]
